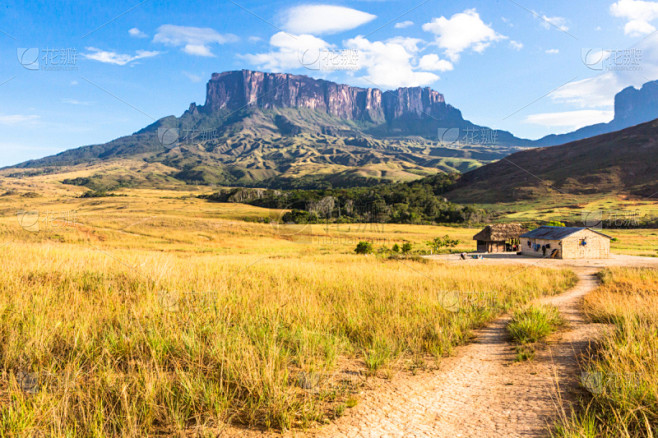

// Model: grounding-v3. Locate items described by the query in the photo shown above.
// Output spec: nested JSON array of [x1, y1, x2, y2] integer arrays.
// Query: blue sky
[[1, 0, 657, 167]]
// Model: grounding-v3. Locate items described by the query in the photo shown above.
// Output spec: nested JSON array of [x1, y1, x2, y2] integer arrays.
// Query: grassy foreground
[[0, 192, 578, 436], [555, 267, 658, 438]]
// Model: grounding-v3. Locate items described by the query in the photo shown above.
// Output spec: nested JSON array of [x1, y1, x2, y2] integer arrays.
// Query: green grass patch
[[507, 305, 564, 361]]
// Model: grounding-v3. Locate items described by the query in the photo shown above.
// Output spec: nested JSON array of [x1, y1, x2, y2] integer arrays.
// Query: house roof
[[473, 223, 526, 241], [520, 226, 612, 240]]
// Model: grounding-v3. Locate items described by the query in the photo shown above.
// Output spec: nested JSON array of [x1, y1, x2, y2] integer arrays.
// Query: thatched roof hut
[[473, 223, 525, 253]]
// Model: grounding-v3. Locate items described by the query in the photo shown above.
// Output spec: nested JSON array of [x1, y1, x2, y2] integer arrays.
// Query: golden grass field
[[555, 267, 658, 438], [0, 185, 581, 435], [0, 180, 655, 436]]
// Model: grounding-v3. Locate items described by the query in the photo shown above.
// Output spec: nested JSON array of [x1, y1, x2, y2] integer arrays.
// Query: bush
[[282, 209, 320, 224], [355, 241, 374, 254], [401, 242, 412, 254], [546, 220, 566, 227], [79, 190, 114, 198]]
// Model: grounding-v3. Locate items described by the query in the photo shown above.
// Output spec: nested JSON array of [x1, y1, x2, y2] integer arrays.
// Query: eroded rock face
[[201, 70, 459, 124], [614, 80, 658, 126]]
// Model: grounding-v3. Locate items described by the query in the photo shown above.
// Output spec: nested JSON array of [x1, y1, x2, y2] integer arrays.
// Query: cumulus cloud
[[83, 47, 160, 65], [243, 31, 451, 88], [611, 0, 658, 35], [394, 20, 414, 29], [153, 25, 238, 57], [418, 54, 453, 71], [128, 27, 147, 38], [422, 9, 506, 61], [241, 32, 332, 71], [344, 36, 439, 88], [524, 110, 614, 130], [280, 5, 376, 35]]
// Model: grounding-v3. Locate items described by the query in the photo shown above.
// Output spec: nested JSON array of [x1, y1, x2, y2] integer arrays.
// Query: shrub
[[401, 242, 412, 254], [354, 241, 374, 254]]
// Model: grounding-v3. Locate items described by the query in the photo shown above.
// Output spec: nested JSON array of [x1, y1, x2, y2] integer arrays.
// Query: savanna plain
[[0, 181, 656, 437]]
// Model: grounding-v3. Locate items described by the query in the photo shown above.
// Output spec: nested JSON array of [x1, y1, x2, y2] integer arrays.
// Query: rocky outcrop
[[534, 79, 658, 147], [614, 80, 658, 126], [201, 70, 460, 125]]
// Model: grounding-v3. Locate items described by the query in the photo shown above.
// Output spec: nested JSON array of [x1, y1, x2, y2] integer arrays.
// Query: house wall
[[561, 230, 610, 259], [521, 238, 561, 258], [477, 241, 507, 253]]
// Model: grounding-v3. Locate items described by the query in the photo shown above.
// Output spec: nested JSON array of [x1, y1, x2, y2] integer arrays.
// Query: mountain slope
[[446, 118, 658, 203], [7, 70, 531, 189], [534, 80, 658, 147]]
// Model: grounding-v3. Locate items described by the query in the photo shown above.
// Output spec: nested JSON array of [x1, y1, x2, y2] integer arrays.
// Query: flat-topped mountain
[[200, 70, 453, 124], [535, 79, 658, 146], [8, 70, 529, 189]]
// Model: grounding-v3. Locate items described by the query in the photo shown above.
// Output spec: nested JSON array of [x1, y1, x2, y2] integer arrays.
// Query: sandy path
[[309, 269, 603, 438]]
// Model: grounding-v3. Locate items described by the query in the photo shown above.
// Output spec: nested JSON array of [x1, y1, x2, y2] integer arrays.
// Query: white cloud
[[625, 19, 657, 35], [0, 114, 40, 125], [241, 32, 332, 71], [248, 36, 263, 43], [344, 36, 439, 88], [539, 15, 569, 32], [153, 25, 238, 57], [129, 27, 147, 38], [281, 5, 376, 35], [418, 53, 453, 71], [550, 33, 658, 109], [524, 110, 614, 130], [551, 73, 621, 108], [509, 40, 523, 50], [62, 98, 92, 105], [83, 47, 160, 65], [611, 0, 658, 35], [422, 9, 506, 61], [394, 20, 414, 29], [546, 48, 559, 54], [243, 32, 448, 88], [183, 71, 203, 83]]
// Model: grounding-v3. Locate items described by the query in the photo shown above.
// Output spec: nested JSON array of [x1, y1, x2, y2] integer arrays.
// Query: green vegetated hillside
[[9, 105, 523, 191]]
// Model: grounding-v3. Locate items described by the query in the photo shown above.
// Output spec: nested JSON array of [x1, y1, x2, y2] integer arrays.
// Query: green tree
[[401, 242, 412, 254], [428, 235, 460, 252]]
